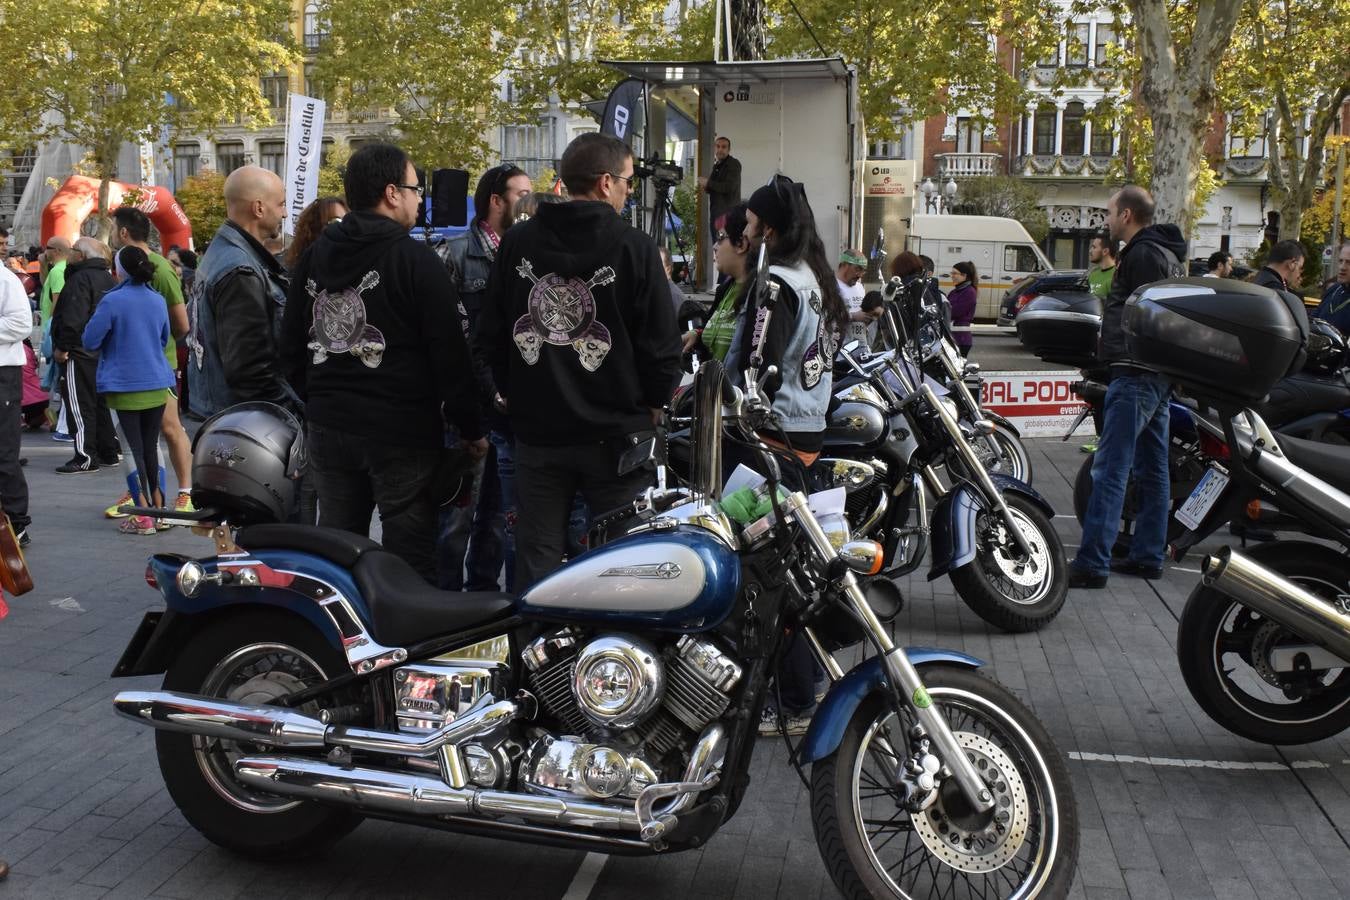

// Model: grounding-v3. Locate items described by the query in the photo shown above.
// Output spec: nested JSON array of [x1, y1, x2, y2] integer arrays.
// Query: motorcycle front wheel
[[948, 423, 1033, 485], [1177, 541, 1350, 745], [811, 665, 1078, 899], [949, 494, 1067, 633], [156, 610, 364, 857]]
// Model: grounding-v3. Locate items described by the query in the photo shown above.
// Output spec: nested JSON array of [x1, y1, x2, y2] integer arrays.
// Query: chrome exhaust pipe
[[1202, 548, 1350, 663], [114, 691, 328, 747], [113, 690, 534, 769]]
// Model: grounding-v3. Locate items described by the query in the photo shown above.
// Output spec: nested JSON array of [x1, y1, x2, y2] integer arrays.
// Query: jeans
[[308, 423, 443, 582], [1074, 372, 1172, 576], [436, 440, 506, 592], [514, 435, 653, 589]]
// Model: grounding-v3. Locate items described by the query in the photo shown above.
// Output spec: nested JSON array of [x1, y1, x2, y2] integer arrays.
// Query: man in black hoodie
[[281, 143, 485, 581], [478, 132, 681, 588], [1071, 185, 1187, 588], [51, 238, 119, 473]]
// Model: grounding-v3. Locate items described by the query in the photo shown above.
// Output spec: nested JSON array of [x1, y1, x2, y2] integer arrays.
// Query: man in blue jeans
[[1070, 186, 1187, 589]]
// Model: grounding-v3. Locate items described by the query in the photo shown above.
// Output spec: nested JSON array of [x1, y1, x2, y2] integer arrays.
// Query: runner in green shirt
[[39, 240, 70, 324]]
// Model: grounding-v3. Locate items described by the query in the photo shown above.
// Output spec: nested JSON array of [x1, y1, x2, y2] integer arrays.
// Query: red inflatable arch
[[40, 174, 193, 252]]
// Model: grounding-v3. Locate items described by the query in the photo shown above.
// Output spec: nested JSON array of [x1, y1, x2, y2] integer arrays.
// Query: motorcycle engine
[[520, 628, 743, 801]]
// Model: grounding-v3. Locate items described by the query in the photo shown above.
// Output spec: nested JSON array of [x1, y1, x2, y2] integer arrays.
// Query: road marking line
[[561, 852, 608, 900], [1069, 751, 1338, 771], [1170, 566, 1202, 574]]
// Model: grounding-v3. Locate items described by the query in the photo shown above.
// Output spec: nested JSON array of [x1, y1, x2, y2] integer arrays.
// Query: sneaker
[[104, 492, 133, 519], [96, 455, 121, 467], [1080, 441, 1098, 453], [757, 705, 813, 737], [157, 493, 195, 531], [1110, 559, 1164, 580], [16, 529, 29, 548], [1068, 565, 1107, 589], [118, 515, 157, 536], [51, 431, 73, 443], [55, 460, 98, 475]]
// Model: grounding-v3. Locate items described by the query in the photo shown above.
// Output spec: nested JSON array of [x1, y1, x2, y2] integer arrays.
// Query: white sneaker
[[758, 705, 812, 737]]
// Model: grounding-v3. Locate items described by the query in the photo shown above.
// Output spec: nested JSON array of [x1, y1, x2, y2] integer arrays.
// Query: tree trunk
[[93, 141, 118, 243], [729, 0, 765, 61], [1143, 101, 1209, 229]]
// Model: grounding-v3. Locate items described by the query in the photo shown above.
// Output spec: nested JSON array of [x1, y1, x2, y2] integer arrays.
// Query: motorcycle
[[819, 277, 1068, 633], [109, 357, 1079, 898], [1018, 292, 1350, 551], [1123, 278, 1350, 745]]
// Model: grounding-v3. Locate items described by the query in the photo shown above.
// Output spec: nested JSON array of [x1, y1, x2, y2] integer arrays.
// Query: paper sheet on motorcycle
[[980, 370, 1093, 439]]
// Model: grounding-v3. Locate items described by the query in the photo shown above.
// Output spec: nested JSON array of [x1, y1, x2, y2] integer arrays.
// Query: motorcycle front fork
[[783, 493, 996, 815]]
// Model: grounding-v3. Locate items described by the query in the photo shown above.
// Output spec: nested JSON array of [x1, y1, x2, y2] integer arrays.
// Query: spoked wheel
[[156, 611, 364, 857], [811, 665, 1078, 899], [1177, 542, 1350, 744], [950, 495, 1067, 633]]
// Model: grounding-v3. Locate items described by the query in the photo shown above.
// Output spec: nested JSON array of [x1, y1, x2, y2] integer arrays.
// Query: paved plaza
[[1, 433, 1349, 899]]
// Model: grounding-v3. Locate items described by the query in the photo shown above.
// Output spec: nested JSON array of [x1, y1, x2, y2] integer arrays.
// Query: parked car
[[996, 269, 1092, 326]]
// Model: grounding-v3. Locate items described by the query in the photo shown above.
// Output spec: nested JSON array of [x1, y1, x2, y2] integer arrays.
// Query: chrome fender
[[797, 649, 985, 764], [927, 475, 1054, 581]]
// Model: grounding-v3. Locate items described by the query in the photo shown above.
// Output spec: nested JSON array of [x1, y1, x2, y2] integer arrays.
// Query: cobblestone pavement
[[1, 433, 1349, 899]]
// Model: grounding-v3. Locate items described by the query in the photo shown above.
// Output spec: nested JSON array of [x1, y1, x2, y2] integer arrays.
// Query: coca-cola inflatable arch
[[40, 175, 193, 251]]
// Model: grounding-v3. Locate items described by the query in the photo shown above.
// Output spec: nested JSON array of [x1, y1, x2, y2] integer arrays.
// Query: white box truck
[[906, 215, 1052, 321]]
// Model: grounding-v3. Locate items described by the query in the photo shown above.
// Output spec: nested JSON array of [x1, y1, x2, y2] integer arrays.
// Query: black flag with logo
[[599, 78, 647, 149]]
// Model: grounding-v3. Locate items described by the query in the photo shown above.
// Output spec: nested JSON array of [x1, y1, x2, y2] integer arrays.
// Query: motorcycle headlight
[[572, 636, 665, 729]]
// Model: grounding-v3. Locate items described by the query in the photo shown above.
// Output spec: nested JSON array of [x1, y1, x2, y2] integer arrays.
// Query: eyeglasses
[[394, 183, 425, 198], [608, 172, 635, 188]]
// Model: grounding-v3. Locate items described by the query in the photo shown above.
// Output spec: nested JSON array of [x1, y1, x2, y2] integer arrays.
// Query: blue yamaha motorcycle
[[110, 360, 1078, 898]]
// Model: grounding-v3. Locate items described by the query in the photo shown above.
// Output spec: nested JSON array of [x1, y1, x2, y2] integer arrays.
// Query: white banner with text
[[283, 92, 326, 236], [979, 370, 1094, 439]]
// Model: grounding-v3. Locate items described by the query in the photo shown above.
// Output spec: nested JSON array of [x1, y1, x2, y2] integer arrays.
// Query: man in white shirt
[[836, 248, 870, 345], [0, 265, 32, 544]]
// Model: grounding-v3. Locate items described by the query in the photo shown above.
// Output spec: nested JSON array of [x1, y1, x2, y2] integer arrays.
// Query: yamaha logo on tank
[[599, 562, 682, 579]]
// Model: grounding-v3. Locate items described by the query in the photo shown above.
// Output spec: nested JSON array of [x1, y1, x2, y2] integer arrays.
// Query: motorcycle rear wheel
[[810, 665, 1078, 899], [156, 610, 363, 858], [950, 495, 1067, 633], [1177, 541, 1350, 745]]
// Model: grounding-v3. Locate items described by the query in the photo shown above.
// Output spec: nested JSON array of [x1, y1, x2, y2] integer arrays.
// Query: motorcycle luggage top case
[[1015, 293, 1101, 368], [1125, 278, 1308, 407]]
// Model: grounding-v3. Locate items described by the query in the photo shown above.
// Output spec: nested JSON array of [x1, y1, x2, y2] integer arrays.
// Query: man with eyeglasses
[[281, 142, 485, 580], [436, 163, 531, 592], [478, 132, 681, 588]]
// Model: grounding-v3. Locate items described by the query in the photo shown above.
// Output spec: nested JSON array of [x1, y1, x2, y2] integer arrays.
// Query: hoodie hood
[[307, 210, 409, 289], [1128, 223, 1188, 261]]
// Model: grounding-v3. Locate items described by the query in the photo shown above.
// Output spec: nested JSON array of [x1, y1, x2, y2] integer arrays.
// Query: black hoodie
[[1099, 223, 1188, 368], [476, 201, 681, 446], [280, 210, 482, 447], [51, 257, 115, 358]]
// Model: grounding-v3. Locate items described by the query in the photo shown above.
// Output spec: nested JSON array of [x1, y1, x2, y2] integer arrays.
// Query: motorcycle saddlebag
[[1015, 293, 1101, 369], [1124, 278, 1308, 406]]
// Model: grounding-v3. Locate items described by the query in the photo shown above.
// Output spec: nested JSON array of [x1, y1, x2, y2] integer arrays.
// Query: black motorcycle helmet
[[190, 402, 306, 524], [1303, 318, 1348, 375]]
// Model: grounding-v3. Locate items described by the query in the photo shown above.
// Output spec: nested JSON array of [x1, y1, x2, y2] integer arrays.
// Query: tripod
[[647, 179, 692, 286]]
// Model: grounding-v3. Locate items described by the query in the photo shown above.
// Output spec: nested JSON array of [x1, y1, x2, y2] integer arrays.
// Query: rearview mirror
[[842, 339, 861, 356], [617, 436, 658, 476]]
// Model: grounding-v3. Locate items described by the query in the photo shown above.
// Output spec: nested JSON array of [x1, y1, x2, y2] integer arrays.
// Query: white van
[[906, 215, 1052, 321]]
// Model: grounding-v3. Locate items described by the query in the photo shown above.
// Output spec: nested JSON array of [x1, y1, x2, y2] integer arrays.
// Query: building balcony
[[1225, 156, 1268, 179], [1014, 153, 1115, 177], [934, 152, 1000, 179]]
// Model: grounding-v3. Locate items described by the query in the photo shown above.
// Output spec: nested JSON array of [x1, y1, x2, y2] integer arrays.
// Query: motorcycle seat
[[1260, 372, 1350, 425], [236, 524, 382, 569], [1277, 434, 1350, 494], [353, 551, 514, 647]]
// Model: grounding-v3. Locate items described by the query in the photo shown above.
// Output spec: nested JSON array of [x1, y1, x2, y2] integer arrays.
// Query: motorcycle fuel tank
[[823, 400, 888, 449], [516, 527, 741, 633]]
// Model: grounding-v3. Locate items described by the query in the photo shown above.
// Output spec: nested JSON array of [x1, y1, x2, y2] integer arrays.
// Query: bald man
[[187, 164, 296, 420]]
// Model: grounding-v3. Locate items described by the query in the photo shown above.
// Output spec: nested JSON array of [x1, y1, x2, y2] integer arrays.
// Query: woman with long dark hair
[[733, 175, 849, 469], [82, 246, 177, 535], [285, 196, 348, 271], [732, 175, 847, 738], [947, 260, 978, 356]]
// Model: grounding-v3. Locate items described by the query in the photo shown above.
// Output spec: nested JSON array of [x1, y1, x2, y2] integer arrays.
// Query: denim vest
[[767, 261, 836, 433], [186, 221, 289, 417], [437, 223, 492, 324]]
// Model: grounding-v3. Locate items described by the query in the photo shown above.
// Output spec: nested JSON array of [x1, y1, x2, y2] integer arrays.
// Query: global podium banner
[[284, 92, 326, 236], [979, 370, 1094, 439]]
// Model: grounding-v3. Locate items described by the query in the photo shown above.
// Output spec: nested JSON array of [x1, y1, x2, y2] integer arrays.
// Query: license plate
[[1174, 467, 1230, 531]]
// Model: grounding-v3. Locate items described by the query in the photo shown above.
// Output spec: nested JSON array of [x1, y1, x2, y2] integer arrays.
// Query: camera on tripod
[[633, 157, 684, 189]]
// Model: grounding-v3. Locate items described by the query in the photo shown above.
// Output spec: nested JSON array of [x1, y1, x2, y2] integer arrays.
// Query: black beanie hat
[[747, 175, 803, 231]]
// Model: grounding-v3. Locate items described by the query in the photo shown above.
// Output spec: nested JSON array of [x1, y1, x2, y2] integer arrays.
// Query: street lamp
[[944, 178, 958, 214], [921, 177, 937, 214]]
